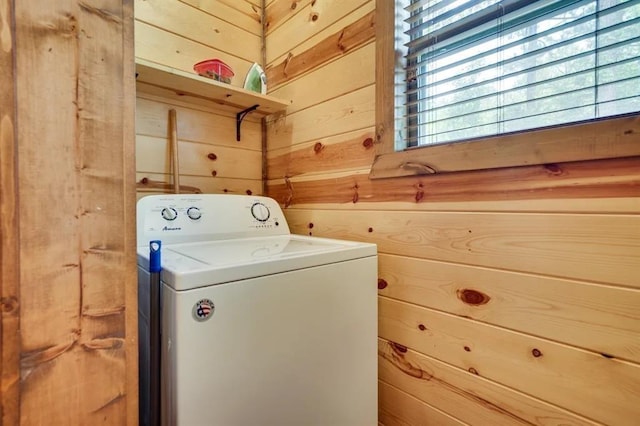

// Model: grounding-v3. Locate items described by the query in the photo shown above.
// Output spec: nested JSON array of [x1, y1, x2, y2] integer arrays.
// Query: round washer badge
[[193, 298, 215, 322]]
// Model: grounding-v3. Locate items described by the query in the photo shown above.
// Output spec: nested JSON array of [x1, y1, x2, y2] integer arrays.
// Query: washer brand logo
[[162, 226, 182, 231], [193, 298, 215, 322]]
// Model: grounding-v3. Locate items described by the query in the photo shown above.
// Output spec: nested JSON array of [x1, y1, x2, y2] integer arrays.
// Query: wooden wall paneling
[[134, 22, 254, 82], [378, 339, 598, 426], [264, 0, 309, 34], [269, 41, 376, 114], [136, 135, 262, 180], [378, 381, 466, 426], [266, 9, 375, 88], [136, 173, 263, 197], [15, 0, 135, 424], [180, 0, 262, 36], [136, 97, 262, 149], [284, 209, 640, 287], [266, 0, 374, 66], [268, 84, 375, 149], [379, 297, 640, 425], [267, 128, 376, 179], [378, 254, 640, 364], [265, 0, 371, 65], [267, 156, 640, 205], [0, 0, 19, 422], [135, 0, 261, 63]]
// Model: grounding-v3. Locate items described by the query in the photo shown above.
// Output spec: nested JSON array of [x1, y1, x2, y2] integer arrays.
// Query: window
[[371, 0, 640, 179]]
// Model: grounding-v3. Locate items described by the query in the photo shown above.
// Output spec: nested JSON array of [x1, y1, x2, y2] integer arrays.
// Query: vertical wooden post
[[0, 0, 20, 423], [2, 0, 137, 424]]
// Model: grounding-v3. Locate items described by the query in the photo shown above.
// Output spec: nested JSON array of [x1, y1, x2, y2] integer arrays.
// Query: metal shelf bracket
[[236, 104, 259, 141]]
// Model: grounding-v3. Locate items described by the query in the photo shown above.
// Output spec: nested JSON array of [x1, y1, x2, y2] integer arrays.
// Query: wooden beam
[[265, 10, 375, 88], [374, 0, 394, 155], [0, 0, 19, 423], [14, 0, 136, 423]]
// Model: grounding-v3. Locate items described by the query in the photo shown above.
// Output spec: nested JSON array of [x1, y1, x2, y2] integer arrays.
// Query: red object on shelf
[[193, 59, 234, 83]]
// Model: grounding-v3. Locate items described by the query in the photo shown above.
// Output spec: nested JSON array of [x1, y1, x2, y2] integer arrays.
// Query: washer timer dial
[[187, 207, 202, 220], [251, 202, 270, 222], [161, 207, 178, 221]]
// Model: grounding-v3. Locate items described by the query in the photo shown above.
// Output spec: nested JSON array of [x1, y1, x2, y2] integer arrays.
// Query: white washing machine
[[137, 194, 378, 426]]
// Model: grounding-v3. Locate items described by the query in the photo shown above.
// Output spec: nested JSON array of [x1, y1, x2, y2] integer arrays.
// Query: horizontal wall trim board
[[268, 156, 640, 205]]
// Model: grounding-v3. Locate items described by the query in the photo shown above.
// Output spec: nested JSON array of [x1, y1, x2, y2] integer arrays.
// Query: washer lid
[[137, 235, 376, 290]]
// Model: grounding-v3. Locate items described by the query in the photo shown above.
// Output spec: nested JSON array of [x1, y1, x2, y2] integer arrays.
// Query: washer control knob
[[161, 207, 178, 221], [251, 202, 270, 222], [187, 207, 202, 220]]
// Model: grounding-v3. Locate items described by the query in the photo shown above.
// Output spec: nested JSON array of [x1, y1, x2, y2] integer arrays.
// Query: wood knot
[[313, 142, 323, 153], [468, 367, 479, 375], [362, 137, 374, 149], [368, 227, 373, 233], [207, 153, 217, 160], [310, 12, 319, 22], [457, 289, 491, 306], [544, 163, 562, 175], [246, 190, 252, 195], [1, 297, 18, 314], [377, 279, 388, 290], [308, 222, 314, 229], [390, 342, 407, 354], [415, 190, 424, 203], [140, 177, 149, 184], [624, 129, 633, 135], [290, 1, 297, 9], [418, 324, 427, 331], [211, 170, 217, 177], [464, 346, 471, 352], [532, 348, 543, 358]]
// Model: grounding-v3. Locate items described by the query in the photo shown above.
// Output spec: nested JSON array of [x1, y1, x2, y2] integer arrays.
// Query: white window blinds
[[397, 0, 640, 149]]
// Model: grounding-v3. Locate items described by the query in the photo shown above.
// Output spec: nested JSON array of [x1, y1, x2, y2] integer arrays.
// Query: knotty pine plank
[[16, 0, 134, 424], [266, 9, 375, 88], [378, 253, 640, 363], [136, 173, 262, 197], [267, 84, 375, 149], [136, 135, 262, 180], [267, 156, 640, 204], [266, 0, 374, 67], [378, 339, 598, 426], [266, 0, 370, 63], [380, 298, 640, 425], [0, 0, 19, 422], [136, 97, 262, 149], [264, 0, 309, 35], [267, 128, 376, 178], [135, 0, 261, 63], [268, 41, 375, 114], [379, 381, 466, 426], [180, 0, 262, 36], [283, 208, 640, 287]]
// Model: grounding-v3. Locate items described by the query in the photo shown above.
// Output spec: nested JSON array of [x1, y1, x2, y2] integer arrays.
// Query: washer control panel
[[137, 194, 290, 246]]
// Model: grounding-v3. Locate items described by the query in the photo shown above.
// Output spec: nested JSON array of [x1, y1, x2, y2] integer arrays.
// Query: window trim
[[371, 0, 640, 180]]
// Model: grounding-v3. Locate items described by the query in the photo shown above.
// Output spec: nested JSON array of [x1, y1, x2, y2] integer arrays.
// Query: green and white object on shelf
[[243, 63, 267, 95]]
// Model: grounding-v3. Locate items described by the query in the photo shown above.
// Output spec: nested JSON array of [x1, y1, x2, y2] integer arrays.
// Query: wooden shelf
[[135, 58, 290, 116]]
